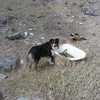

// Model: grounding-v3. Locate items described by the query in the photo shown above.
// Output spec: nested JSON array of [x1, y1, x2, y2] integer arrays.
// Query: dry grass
[[0, 54, 99, 100], [0, 0, 100, 100]]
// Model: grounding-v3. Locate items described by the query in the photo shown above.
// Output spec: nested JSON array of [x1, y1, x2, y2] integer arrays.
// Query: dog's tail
[[26, 52, 30, 63], [26, 50, 34, 64]]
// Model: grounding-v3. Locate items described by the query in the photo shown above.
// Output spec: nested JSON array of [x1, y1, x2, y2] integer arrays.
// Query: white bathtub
[[53, 44, 86, 61]]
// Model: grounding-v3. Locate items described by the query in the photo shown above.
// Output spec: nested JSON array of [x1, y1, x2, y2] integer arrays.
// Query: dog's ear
[[55, 38, 59, 48], [55, 38, 59, 43], [49, 39, 54, 43]]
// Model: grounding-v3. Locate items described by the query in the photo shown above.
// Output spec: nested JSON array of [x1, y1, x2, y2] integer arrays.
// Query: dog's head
[[49, 38, 59, 49], [55, 38, 59, 48]]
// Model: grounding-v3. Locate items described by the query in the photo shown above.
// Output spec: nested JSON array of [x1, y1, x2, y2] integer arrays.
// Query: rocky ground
[[0, 0, 100, 100]]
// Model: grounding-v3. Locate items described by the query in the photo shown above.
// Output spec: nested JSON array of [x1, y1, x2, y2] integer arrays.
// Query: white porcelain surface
[[54, 44, 86, 61]]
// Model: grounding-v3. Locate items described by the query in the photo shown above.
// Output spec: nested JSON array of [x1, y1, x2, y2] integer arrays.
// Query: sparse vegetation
[[0, 0, 100, 100]]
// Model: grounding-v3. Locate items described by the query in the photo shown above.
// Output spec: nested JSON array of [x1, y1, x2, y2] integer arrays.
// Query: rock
[[40, 36, 44, 39], [88, 1, 95, 4], [65, 2, 68, 5], [29, 33, 34, 36], [16, 97, 29, 100], [0, 17, 7, 25], [82, 8, 98, 16], [22, 32, 28, 38], [6, 6, 13, 11], [6, 15, 15, 21], [0, 73, 8, 80], [37, 15, 45, 18], [0, 92, 4, 100], [72, 2, 77, 6], [16, 96, 44, 100], [36, 42, 41, 45], [23, 40, 28, 44], [20, 59, 24, 64], [1, 27, 17, 35], [79, 22, 83, 25], [6, 32, 22, 40], [28, 28, 33, 31], [6, 32, 28, 40], [0, 56, 18, 69], [92, 33, 96, 36], [11, 28, 17, 33]]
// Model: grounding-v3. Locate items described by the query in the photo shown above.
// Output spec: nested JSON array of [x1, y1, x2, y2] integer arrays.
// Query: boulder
[[0, 17, 7, 25], [6, 32, 28, 40], [0, 56, 18, 69], [82, 8, 98, 16]]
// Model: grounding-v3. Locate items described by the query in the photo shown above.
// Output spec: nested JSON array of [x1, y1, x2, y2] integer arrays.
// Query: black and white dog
[[27, 38, 59, 71]]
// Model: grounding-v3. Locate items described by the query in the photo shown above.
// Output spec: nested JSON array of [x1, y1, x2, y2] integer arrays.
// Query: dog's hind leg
[[26, 53, 34, 70], [34, 60, 39, 71], [29, 62, 33, 70]]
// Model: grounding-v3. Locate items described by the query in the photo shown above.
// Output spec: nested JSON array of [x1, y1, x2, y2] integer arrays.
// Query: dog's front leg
[[48, 56, 55, 65], [51, 56, 55, 64]]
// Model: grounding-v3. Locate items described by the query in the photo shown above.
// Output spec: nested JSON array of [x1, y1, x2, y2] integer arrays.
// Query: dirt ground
[[0, 0, 100, 100]]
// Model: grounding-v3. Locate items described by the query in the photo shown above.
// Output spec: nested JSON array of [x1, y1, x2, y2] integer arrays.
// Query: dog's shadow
[[37, 62, 54, 71]]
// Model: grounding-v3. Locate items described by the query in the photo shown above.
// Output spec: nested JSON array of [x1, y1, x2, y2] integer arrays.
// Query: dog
[[27, 38, 59, 71]]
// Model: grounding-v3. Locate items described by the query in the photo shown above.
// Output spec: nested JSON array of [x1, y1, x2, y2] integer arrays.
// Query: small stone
[[79, 22, 83, 25], [23, 41, 28, 44], [37, 15, 45, 18], [57, 22, 61, 24], [40, 37, 44, 39], [79, 3, 84, 7], [20, 59, 24, 64], [28, 28, 33, 31], [16, 97, 29, 100], [29, 33, 34, 36], [0, 17, 7, 25], [88, 1, 95, 4], [34, 40, 38, 43], [65, 2, 68, 5], [70, 19, 73, 22], [11, 28, 17, 32], [0, 73, 8, 80], [24, 32, 28, 37], [71, 16, 75, 18], [72, 2, 77, 6], [36, 42, 41, 45], [92, 33, 96, 36], [33, 42, 34, 45], [7, 6, 13, 11]]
